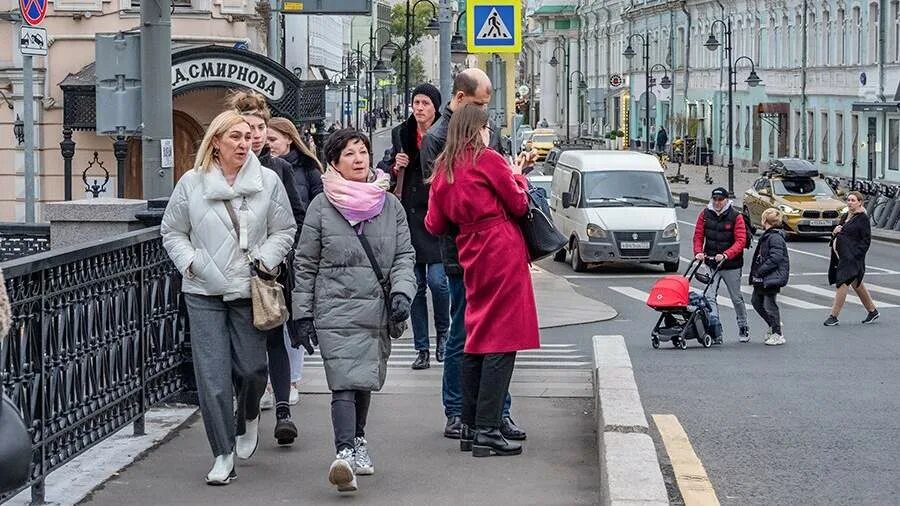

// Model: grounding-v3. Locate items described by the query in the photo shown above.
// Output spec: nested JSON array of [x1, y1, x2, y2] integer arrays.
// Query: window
[[735, 105, 742, 147], [568, 172, 581, 207], [853, 7, 862, 64], [851, 114, 860, 160], [821, 112, 829, 162], [53, 0, 102, 10], [823, 11, 831, 66], [869, 3, 879, 64], [837, 9, 846, 65], [754, 178, 770, 192], [808, 13, 817, 66], [807, 111, 815, 161], [889, 119, 899, 171], [745, 106, 751, 148], [836, 112, 844, 164], [773, 178, 837, 197], [793, 111, 801, 157]]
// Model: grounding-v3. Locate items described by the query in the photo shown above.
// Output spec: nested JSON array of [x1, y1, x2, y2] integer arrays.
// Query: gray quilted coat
[[292, 192, 416, 391]]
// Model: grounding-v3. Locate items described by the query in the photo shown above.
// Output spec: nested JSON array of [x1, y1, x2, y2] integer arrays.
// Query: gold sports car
[[743, 159, 848, 236]]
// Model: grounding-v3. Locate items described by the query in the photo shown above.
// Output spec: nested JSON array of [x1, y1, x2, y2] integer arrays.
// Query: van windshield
[[581, 170, 671, 207]]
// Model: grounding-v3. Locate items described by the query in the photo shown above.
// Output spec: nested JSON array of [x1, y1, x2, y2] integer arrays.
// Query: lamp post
[[568, 70, 588, 140], [450, 9, 468, 66], [705, 20, 763, 196], [623, 33, 652, 153], [548, 40, 569, 141], [403, 0, 439, 115]]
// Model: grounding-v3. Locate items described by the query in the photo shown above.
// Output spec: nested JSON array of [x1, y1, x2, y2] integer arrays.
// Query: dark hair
[[430, 104, 489, 184], [323, 129, 371, 167], [452, 72, 480, 97]]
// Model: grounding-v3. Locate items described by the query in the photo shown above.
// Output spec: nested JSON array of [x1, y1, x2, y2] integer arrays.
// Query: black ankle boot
[[411, 350, 430, 370], [472, 427, 522, 457], [274, 406, 297, 446], [459, 424, 473, 452], [435, 334, 446, 363]]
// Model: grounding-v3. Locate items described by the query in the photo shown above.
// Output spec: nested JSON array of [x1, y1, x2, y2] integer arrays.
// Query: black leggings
[[751, 287, 782, 334], [461, 352, 516, 429], [331, 390, 372, 451], [266, 326, 292, 409]]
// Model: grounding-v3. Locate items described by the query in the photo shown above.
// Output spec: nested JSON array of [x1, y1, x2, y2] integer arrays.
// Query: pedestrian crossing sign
[[466, 0, 521, 54]]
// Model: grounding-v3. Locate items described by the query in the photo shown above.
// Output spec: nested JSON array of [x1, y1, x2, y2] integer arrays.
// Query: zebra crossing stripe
[[610, 286, 650, 302], [792, 284, 899, 308], [866, 283, 900, 298], [738, 285, 828, 309]]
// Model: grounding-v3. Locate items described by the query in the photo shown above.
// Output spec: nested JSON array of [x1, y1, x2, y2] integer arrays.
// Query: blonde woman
[[749, 208, 790, 345], [160, 110, 296, 485]]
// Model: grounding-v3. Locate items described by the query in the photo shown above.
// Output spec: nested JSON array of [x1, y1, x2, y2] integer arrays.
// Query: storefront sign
[[171, 58, 285, 100]]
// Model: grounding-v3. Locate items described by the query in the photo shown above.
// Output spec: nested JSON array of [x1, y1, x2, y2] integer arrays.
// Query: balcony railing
[[0, 227, 190, 505]]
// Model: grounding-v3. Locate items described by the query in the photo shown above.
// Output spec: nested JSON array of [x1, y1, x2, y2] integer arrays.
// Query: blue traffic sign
[[466, 0, 521, 53], [20, 0, 47, 26]]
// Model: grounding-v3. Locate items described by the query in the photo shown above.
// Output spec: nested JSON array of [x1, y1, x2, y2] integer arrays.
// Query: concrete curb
[[592, 335, 668, 506], [674, 192, 900, 245]]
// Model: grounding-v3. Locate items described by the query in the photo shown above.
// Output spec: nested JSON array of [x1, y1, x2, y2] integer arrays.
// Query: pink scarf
[[322, 167, 390, 226]]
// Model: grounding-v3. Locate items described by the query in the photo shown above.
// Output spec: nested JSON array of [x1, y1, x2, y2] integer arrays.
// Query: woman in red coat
[[425, 104, 540, 457]]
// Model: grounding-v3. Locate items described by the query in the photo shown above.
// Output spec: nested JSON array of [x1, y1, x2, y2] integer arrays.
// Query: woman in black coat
[[267, 117, 324, 225], [749, 208, 790, 345], [825, 191, 879, 326]]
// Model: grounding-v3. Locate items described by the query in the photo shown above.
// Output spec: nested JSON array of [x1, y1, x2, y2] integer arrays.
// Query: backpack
[[739, 208, 756, 249]]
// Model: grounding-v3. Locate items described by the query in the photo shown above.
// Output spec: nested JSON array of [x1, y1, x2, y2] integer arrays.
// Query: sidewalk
[[668, 162, 900, 244]]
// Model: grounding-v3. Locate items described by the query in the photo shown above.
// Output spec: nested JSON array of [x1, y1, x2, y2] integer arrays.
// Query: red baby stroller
[[646, 259, 721, 350]]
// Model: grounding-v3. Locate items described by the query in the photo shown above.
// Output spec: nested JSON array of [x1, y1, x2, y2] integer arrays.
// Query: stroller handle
[[684, 256, 726, 284]]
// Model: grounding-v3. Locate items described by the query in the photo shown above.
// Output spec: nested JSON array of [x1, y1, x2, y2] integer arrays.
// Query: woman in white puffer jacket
[[161, 110, 296, 486]]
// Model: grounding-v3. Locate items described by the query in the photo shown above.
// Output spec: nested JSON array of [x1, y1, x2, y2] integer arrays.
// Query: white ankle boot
[[205, 453, 236, 485], [235, 416, 260, 460]]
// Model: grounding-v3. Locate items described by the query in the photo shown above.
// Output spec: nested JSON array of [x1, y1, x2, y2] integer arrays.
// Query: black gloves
[[390, 293, 411, 323], [287, 317, 317, 355]]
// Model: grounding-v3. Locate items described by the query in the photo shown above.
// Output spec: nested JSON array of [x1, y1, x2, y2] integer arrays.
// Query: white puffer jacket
[[161, 153, 296, 301]]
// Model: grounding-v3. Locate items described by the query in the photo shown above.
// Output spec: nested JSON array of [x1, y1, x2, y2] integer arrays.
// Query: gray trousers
[[185, 294, 269, 457], [709, 267, 749, 331]]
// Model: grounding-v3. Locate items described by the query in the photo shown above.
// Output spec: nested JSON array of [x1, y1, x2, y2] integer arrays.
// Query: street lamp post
[[568, 70, 588, 140], [705, 19, 763, 196], [623, 33, 651, 153], [548, 40, 569, 141], [403, 0, 439, 115]]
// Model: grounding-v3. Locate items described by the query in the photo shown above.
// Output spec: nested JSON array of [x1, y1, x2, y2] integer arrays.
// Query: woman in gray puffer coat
[[292, 129, 415, 494]]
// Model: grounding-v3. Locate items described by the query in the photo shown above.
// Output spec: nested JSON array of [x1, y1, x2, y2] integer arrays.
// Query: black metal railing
[[0, 227, 189, 505], [0, 223, 51, 262]]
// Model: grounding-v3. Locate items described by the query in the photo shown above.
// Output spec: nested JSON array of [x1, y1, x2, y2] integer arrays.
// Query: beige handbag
[[223, 199, 289, 331]]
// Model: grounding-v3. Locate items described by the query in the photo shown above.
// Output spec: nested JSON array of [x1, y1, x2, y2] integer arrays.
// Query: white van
[[549, 150, 689, 272]]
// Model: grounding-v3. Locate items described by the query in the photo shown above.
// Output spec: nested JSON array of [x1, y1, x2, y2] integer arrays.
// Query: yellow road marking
[[652, 414, 720, 506]]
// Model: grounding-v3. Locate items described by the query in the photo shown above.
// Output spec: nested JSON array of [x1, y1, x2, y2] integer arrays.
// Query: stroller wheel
[[701, 334, 712, 348], [677, 338, 687, 350], [651, 338, 660, 349]]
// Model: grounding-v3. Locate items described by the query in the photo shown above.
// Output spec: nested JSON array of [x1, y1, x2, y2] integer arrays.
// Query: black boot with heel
[[459, 424, 473, 452], [471, 427, 522, 457]]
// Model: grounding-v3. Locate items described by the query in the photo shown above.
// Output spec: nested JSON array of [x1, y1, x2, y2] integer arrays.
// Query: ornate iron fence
[[0, 223, 51, 262], [0, 227, 189, 504]]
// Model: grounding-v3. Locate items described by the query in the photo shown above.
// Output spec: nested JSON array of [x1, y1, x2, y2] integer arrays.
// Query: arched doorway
[[126, 110, 204, 198]]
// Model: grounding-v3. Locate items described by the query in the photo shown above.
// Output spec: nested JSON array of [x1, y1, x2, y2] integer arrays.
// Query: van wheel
[[570, 241, 587, 272], [664, 261, 679, 273], [553, 248, 567, 262]]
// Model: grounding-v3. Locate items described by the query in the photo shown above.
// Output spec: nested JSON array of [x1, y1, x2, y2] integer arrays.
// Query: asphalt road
[[537, 203, 900, 505]]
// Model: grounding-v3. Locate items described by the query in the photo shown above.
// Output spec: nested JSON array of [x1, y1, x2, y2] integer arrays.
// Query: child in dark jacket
[[749, 208, 790, 345]]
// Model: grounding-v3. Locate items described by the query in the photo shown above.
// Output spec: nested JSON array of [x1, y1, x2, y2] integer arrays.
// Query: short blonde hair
[[194, 110, 248, 171], [761, 208, 783, 227]]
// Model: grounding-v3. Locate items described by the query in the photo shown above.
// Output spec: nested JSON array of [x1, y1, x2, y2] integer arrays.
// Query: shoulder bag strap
[[223, 197, 248, 252], [355, 228, 391, 303]]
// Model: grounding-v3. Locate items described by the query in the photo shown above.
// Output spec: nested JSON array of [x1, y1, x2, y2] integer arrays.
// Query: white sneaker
[[260, 389, 274, 410], [205, 453, 236, 485], [235, 416, 259, 460], [289, 385, 300, 406], [329, 448, 358, 493], [765, 333, 785, 346], [353, 437, 374, 475]]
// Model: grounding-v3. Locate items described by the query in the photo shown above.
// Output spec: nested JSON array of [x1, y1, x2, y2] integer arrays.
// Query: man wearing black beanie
[[376, 83, 450, 372]]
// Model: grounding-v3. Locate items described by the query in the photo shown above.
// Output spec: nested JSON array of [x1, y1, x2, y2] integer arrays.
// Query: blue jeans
[[442, 273, 511, 418], [412, 262, 450, 351]]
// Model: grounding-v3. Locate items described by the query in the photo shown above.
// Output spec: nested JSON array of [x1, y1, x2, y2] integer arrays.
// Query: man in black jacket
[[420, 68, 526, 442], [377, 83, 449, 371]]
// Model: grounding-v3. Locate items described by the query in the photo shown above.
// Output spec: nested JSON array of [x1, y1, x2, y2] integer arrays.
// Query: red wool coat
[[425, 149, 541, 354]]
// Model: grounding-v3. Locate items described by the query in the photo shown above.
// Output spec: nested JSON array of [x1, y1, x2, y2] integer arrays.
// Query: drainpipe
[[681, 2, 692, 140], [801, 0, 808, 160], [603, 6, 612, 132]]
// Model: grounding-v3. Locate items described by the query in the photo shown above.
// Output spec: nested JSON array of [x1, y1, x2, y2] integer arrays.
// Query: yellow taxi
[[525, 129, 558, 161], [743, 159, 848, 236]]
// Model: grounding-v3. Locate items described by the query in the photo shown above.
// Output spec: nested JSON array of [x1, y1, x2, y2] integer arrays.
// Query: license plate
[[809, 219, 833, 226], [620, 241, 650, 249]]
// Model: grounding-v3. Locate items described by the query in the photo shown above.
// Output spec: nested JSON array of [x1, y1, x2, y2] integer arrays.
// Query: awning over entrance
[[59, 45, 326, 131]]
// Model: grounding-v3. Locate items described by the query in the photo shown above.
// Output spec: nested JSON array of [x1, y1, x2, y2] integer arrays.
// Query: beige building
[[0, 0, 273, 221]]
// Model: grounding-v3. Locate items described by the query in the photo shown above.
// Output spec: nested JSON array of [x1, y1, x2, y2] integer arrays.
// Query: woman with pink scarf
[[291, 129, 416, 494]]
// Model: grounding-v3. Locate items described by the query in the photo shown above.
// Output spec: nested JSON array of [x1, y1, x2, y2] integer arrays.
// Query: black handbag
[[519, 189, 567, 261], [355, 230, 408, 339], [0, 393, 31, 494]]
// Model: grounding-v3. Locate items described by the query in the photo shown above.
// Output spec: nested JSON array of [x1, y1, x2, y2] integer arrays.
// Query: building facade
[[525, 0, 900, 182]]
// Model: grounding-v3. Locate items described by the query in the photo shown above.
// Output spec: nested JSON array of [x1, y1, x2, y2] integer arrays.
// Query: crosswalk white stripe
[[609, 286, 650, 302], [738, 285, 829, 309], [792, 284, 899, 308], [385, 343, 578, 348], [866, 284, 900, 298], [302, 361, 591, 368]]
